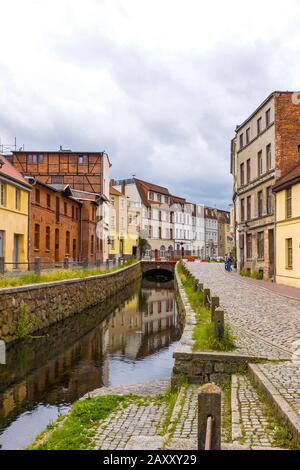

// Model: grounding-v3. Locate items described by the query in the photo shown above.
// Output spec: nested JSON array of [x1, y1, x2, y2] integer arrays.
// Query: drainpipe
[[79, 205, 83, 261], [274, 192, 277, 283], [27, 188, 31, 271]]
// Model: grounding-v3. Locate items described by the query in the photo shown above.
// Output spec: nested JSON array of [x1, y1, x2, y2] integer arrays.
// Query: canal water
[[0, 275, 181, 450]]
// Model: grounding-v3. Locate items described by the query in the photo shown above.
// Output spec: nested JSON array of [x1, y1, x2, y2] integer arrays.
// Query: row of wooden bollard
[[188, 270, 225, 341]]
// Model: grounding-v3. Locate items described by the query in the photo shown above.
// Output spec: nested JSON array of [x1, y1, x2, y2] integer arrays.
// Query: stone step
[[249, 363, 300, 444]]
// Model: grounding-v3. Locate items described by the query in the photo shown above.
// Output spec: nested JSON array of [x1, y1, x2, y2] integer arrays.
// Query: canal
[[0, 274, 181, 450]]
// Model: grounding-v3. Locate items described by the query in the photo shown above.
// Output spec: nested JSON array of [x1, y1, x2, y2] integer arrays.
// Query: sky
[[1, 0, 300, 209]]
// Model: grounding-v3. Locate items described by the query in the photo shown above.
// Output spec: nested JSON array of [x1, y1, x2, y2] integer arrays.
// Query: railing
[[0, 255, 133, 277]]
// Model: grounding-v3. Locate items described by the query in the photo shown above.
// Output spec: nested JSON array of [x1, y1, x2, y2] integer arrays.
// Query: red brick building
[[9, 148, 111, 198]]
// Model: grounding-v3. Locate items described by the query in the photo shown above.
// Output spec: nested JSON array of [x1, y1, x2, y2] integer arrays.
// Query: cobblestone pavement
[[171, 387, 198, 440], [94, 401, 168, 450], [233, 375, 278, 448], [258, 362, 300, 417], [186, 262, 300, 354]]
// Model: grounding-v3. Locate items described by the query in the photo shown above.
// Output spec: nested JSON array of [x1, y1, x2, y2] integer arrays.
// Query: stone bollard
[[34, 257, 41, 275], [203, 288, 210, 307], [0, 257, 4, 275], [214, 309, 224, 340], [63, 257, 69, 269], [210, 296, 220, 322], [198, 383, 221, 450]]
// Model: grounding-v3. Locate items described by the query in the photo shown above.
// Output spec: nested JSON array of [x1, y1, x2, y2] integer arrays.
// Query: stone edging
[[249, 363, 300, 443], [0, 261, 140, 294], [231, 375, 242, 442]]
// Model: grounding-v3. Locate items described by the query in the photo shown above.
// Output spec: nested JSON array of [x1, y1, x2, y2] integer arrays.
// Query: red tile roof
[[0, 154, 31, 189], [273, 162, 300, 191]]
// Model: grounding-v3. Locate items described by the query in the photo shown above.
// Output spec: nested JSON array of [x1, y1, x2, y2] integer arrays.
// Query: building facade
[[0, 155, 31, 271], [109, 184, 128, 259], [26, 179, 82, 266], [231, 91, 300, 279], [273, 164, 300, 288], [204, 207, 218, 258], [8, 149, 111, 197]]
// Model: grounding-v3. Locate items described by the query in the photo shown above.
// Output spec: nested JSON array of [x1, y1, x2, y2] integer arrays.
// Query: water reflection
[[0, 278, 181, 449]]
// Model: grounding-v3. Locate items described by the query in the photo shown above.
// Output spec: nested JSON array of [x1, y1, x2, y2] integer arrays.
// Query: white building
[[204, 207, 218, 258], [192, 204, 205, 258]]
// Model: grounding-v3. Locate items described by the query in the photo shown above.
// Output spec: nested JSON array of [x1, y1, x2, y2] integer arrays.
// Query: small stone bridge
[[141, 260, 177, 278]]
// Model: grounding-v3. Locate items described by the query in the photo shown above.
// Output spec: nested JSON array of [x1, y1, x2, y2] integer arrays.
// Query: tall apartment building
[[172, 197, 194, 255], [108, 184, 128, 258], [231, 91, 300, 279]]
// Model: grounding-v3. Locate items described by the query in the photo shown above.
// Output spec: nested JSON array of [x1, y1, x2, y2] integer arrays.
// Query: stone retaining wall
[[172, 264, 260, 386], [0, 262, 142, 343]]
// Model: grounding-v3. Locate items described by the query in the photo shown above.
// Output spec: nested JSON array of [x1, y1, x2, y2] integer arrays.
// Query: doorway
[[13, 234, 20, 269]]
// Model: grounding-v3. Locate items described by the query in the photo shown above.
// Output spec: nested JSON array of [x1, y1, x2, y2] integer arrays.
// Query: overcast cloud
[[1, 0, 300, 208]]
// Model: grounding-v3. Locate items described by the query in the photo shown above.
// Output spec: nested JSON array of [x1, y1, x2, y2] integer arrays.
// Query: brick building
[[9, 148, 111, 198], [231, 91, 300, 279]]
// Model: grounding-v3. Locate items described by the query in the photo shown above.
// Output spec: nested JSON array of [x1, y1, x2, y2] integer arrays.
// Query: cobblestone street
[[186, 262, 300, 354]]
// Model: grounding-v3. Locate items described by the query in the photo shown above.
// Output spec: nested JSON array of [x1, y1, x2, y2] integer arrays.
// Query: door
[[0, 231, 3, 257], [13, 234, 19, 269], [268, 229, 274, 276], [55, 229, 59, 262]]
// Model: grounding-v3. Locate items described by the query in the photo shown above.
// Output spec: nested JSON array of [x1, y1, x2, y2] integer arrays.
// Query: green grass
[[0, 259, 137, 289], [220, 379, 232, 443], [240, 270, 263, 280], [29, 394, 139, 450], [177, 263, 236, 352]]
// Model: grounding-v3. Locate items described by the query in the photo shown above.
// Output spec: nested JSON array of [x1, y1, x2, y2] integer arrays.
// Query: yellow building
[[273, 163, 300, 288], [0, 155, 31, 271], [109, 185, 128, 258]]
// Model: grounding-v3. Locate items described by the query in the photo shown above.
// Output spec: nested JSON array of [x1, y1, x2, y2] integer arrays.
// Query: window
[[56, 197, 60, 223], [45, 227, 51, 251], [257, 117, 262, 134], [239, 133, 244, 149], [27, 154, 33, 164], [159, 210, 162, 221], [246, 159, 251, 183], [246, 233, 252, 259], [286, 238, 293, 268], [15, 189, 20, 210], [147, 208, 152, 219], [247, 196, 251, 220], [266, 144, 272, 171], [266, 186, 272, 215], [64, 202, 67, 215], [34, 224, 40, 250], [46, 193, 51, 209], [35, 188, 40, 204], [286, 188, 292, 218], [258, 151, 263, 176], [240, 162, 245, 186], [149, 191, 154, 200], [257, 231, 264, 259], [266, 108, 271, 127], [157, 193, 161, 202], [240, 198, 245, 222], [38, 154, 44, 163], [65, 231, 70, 255], [72, 239, 77, 259], [258, 191, 263, 217], [78, 155, 88, 164], [110, 237, 115, 249], [0, 183, 6, 206], [165, 196, 169, 204], [148, 225, 152, 238], [158, 227, 162, 239], [246, 128, 251, 144]]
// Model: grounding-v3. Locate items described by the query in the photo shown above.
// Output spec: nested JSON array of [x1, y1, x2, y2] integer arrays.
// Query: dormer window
[[157, 194, 161, 202], [149, 191, 154, 200]]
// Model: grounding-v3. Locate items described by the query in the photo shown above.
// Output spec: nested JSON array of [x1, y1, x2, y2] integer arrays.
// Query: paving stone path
[[232, 375, 278, 448], [186, 262, 299, 354]]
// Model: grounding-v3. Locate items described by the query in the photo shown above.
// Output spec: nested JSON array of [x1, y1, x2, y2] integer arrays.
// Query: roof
[[133, 178, 171, 207], [0, 154, 32, 189], [25, 178, 82, 204], [110, 181, 123, 197], [46, 183, 107, 203], [273, 162, 300, 192], [171, 195, 186, 204]]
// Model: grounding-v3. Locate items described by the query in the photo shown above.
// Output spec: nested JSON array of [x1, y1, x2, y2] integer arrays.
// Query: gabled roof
[[46, 183, 107, 203], [0, 154, 31, 189], [133, 177, 171, 207], [110, 181, 123, 197], [273, 162, 300, 192]]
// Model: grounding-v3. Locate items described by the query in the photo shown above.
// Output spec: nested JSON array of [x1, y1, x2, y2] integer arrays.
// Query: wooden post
[[214, 309, 224, 340], [34, 257, 41, 275], [203, 288, 210, 307], [197, 282, 204, 292], [210, 296, 220, 321], [0, 257, 4, 275], [198, 383, 221, 450]]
